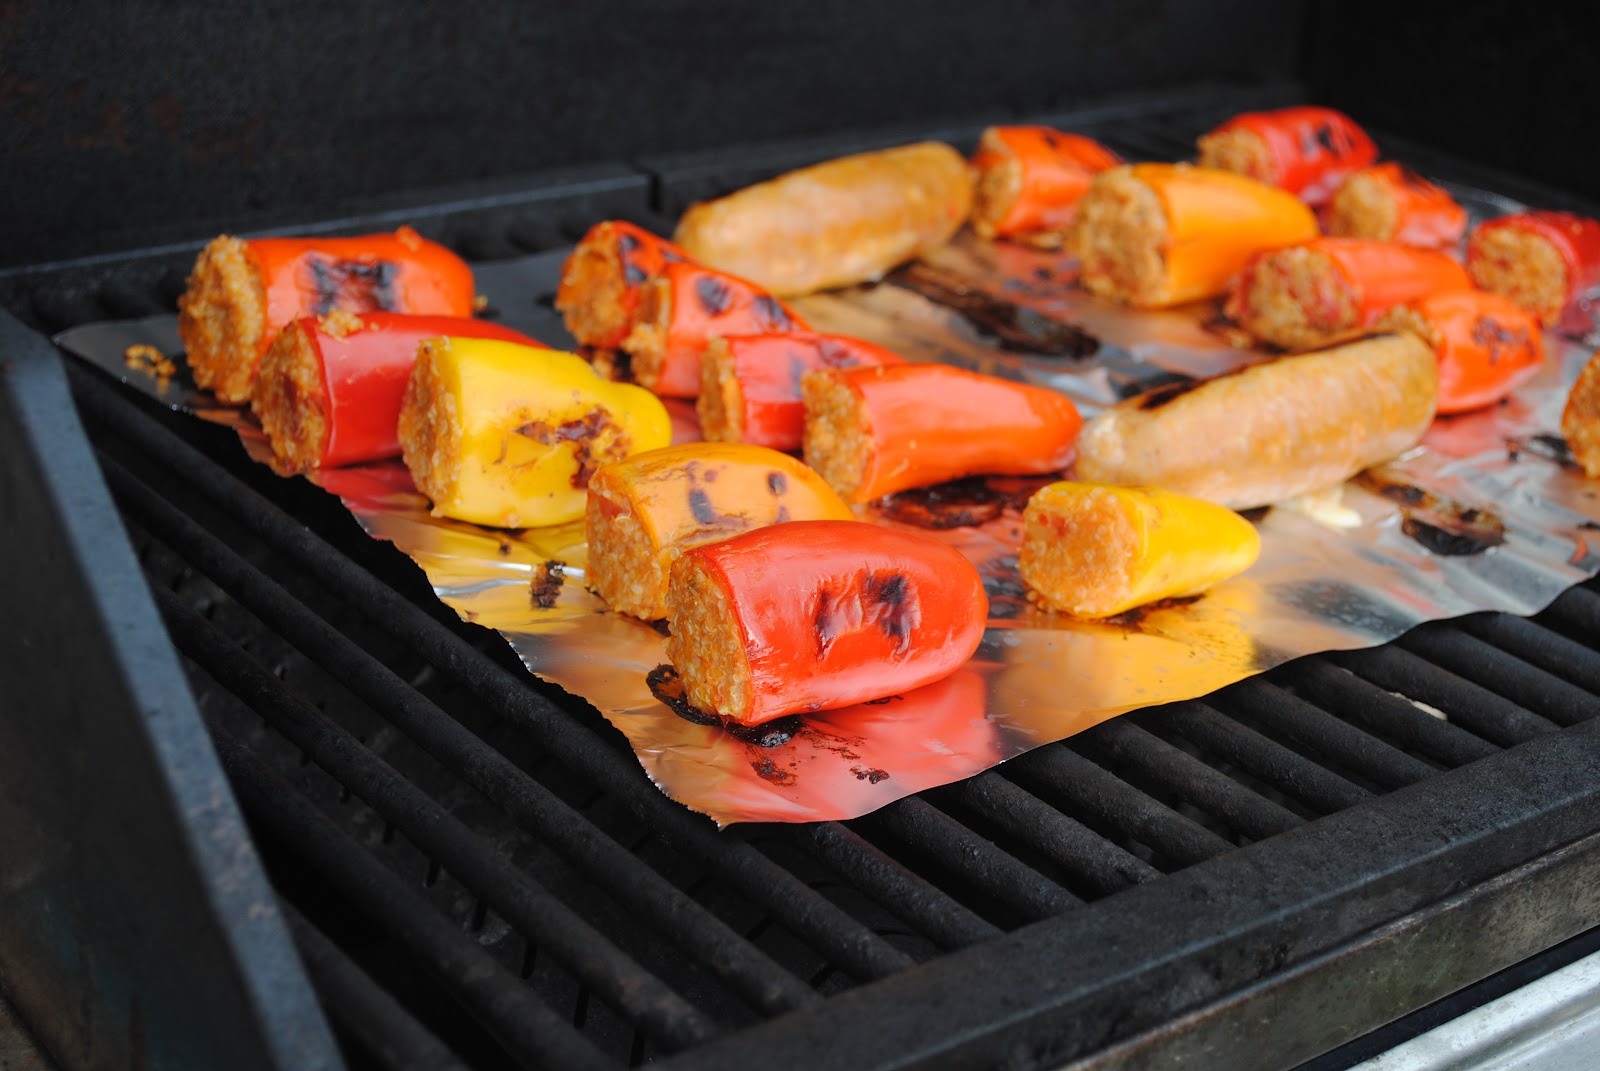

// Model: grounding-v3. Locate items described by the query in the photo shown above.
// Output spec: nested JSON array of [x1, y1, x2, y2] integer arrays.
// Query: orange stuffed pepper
[[555, 221, 694, 349], [1325, 163, 1468, 250], [622, 262, 808, 398], [1070, 164, 1319, 308], [1197, 105, 1378, 205], [1380, 290, 1544, 414], [802, 364, 1082, 504], [178, 227, 475, 404], [586, 442, 853, 621], [1467, 211, 1600, 328], [970, 126, 1122, 248], [664, 519, 988, 725], [698, 332, 904, 451], [1226, 237, 1472, 351]]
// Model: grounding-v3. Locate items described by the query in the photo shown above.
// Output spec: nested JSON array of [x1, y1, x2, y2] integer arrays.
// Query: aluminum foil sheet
[[57, 195, 1600, 826]]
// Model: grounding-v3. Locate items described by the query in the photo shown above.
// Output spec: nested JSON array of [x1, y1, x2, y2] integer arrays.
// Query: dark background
[[1, 0, 1594, 269]]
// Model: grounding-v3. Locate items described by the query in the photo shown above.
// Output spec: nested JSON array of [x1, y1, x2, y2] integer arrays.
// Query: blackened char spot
[[695, 274, 732, 317], [751, 294, 793, 331], [1239, 506, 1272, 523], [1401, 517, 1506, 556], [622, 261, 648, 287], [643, 667, 802, 746], [515, 408, 621, 488], [751, 756, 798, 784], [850, 766, 892, 784], [862, 570, 915, 652], [881, 477, 1004, 529], [1103, 594, 1204, 628], [1137, 378, 1204, 410], [529, 560, 566, 608], [688, 486, 717, 525], [766, 470, 788, 495], [1314, 121, 1340, 154], [617, 231, 640, 255], [1471, 314, 1530, 364]]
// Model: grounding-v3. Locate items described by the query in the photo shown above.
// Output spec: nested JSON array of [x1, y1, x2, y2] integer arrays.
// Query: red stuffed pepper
[[1325, 163, 1468, 250], [802, 363, 1083, 503], [178, 227, 475, 404], [252, 310, 541, 474], [555, 221, 694, 349], [1467, 211, 1600, 328], [697, 331, 905, 450], [622, 262, 809, 398], [1226, 236, 1473, 351], [664, 519, 988, 725], [1380, 290, 1544, 414], [1197, 105, 1378, 206], [970, 125, 1123, 247]]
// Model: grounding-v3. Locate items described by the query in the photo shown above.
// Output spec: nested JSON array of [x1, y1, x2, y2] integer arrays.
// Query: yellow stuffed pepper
[[399, 337, 670, 528], [1019, 481, 1260, 618]]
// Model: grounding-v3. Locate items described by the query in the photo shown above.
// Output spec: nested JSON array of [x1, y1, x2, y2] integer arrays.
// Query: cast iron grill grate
[[18, 87, 1600, 1070]]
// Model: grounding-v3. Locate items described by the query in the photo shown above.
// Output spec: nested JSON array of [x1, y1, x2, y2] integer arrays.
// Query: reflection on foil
[[52, 214, 1600, 826]]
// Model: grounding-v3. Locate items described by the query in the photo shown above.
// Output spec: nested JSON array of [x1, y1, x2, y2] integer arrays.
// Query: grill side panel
[[0, 309, 341, 1071]]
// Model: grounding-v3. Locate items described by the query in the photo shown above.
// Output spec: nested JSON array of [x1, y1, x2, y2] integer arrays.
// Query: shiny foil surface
[[58, 182, 1600, 826]]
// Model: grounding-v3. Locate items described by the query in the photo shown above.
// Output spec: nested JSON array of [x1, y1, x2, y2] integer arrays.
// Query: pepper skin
[[178, 226, 475, 404], [622, 262, 809, 398], [398, 337, 670, 528], [664, 519, 988, 725], [586, 442, 855, 621], [1019, 482, 1261, 618], [555, 221, 694, 349], [254, 311, 540, 474], [697, 332, 905, 451], [1467, 211, 1600, 327], [1197, 106, 1378, 205], [1226, 236, 1473, 351], [1325, 163, 1468, 250], [1071, 164, 1320, 308], [1383, 290, 1544, 414], [970, 126, 1122, 247], [801, 363, 1082, 504]]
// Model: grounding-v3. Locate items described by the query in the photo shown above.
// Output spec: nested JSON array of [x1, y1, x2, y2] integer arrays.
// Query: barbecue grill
[[6, 4, 1600, 1069]]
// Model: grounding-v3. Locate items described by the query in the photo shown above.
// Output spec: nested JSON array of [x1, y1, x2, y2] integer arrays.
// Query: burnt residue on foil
[[888, 261, 1100, 358], [646, 664, 801, 747], [1357, 472, 1509, 556], [1506, 433, 1581, 470], [880, 473, 1059, 530]]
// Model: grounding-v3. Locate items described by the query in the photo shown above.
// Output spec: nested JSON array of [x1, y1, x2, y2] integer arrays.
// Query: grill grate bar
[[1461, 612, 1600, 699], [67, 361, 918, 982], [281, 902, 472, 1071], [152, 583, 720, 1053], [1545, 584, 1600, 639], [201, 716, 612, 1071], [1329, 645, 1561, 748], [1399, 623, 1600, 729], [1270, 659, 1499, 769], [1005, 745, 1235, 867], [857, 797, 1083, 920], [1073, 719, 1303, 842], [1142, 700, 1371, 814], [789, 824, 1005, 949], [1216, 677, 1438, 791], [99, 449, 820, 1017], [949, 773, 1162, 896]]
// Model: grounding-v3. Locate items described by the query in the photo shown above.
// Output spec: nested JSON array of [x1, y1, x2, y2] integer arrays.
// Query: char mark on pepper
[[695, 275, 732, 316], [514, 408, 621, 487]]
